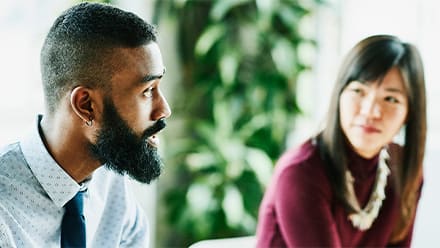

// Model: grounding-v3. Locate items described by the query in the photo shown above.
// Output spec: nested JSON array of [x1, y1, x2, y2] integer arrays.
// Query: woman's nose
[[360, 95, 381, 118]]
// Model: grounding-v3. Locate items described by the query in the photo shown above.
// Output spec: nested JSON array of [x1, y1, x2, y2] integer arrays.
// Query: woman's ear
[[70, 86, 95, 126]]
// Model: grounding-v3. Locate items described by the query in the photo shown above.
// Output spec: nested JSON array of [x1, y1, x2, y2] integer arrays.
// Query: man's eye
[[144, 87, 153, 98]]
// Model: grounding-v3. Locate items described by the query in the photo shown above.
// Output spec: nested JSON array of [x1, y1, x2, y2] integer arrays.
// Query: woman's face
[[339, 67, 408, 158]]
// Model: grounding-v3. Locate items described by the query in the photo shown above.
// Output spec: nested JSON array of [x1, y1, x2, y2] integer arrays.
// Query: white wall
[[0, 0, 69, 144]]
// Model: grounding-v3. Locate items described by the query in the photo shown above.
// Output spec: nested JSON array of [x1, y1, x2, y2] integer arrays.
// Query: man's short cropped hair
[[40, 2, 157, 113]]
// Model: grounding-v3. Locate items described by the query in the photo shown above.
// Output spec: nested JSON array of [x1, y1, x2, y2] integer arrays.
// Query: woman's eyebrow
[[384, 87, 405, 94]]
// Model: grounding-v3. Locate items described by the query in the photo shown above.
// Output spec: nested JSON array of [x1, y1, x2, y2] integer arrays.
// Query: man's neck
[[40, 113, 101, 183]]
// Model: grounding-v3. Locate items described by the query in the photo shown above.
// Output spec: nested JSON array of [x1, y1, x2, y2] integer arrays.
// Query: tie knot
[[65, 191, 85, 215]]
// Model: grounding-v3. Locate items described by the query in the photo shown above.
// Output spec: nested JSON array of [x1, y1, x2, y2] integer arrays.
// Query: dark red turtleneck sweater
[[256, 139, 420, 247]]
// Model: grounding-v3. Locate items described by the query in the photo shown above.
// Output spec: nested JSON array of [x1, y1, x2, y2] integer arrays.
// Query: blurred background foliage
[[154, 0, 323, 246]]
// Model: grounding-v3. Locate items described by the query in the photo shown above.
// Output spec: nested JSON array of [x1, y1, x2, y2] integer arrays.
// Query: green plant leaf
[[219, 51, 240, 86], [245, 148, 274, 187], [277, 4, 302, 26], [238, 114, 269, 140], [271, 37, 297, 78], [212, 95, 233, 136], [174, 0, 188, 8], [222, 184, 245, 227], [195, 24, 226, 56], [217, 139, 246, 179], [211, 0, 252, 21], [256, 0, 279, 15], [186, 152, 219, 171], [187, 183, 214, 214]]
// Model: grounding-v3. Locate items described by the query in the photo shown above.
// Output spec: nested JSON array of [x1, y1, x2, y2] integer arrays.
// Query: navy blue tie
[[61, 191, 86, 248]]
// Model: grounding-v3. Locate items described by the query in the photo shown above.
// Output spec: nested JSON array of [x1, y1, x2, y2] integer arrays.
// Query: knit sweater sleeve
[[273, 158, 342, 247]]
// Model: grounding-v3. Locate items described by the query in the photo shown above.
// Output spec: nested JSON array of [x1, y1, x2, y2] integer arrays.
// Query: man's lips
[[147, 135, 159, 147], [146, 128, 165, 147], [144, 118, 167, 147]]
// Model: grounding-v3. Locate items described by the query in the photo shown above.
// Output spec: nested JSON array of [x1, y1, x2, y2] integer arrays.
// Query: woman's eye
[[144, 87, 154, 98], [385, 96, 399, 103], [350, 88, 363, 95]]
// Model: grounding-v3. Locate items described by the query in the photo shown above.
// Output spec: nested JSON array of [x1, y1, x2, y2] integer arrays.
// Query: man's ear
[[70, 86, 95, 125]]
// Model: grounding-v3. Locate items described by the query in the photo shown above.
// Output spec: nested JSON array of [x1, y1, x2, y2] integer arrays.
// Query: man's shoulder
[[0, 142, 28, 175], [0, 141, 43, 201], [1, 142, 21, 158]]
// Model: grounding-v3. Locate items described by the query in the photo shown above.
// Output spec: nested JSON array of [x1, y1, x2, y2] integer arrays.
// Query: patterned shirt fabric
[[0, 116, 149, 248]]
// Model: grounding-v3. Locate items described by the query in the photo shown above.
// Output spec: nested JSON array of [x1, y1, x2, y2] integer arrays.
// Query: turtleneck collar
[[346, 144, 380, 181]]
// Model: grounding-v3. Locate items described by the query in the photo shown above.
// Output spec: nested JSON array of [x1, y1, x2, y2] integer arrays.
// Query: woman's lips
[[359, 125, 380, 133]]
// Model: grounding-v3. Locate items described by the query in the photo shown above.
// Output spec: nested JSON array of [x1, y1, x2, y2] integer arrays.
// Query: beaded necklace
[[345, 148, 390, 231]]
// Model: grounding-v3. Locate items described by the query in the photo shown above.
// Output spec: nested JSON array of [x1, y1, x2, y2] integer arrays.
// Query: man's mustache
[[142, 118, 167, 139]]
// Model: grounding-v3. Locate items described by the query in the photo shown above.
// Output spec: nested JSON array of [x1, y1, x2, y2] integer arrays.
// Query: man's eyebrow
[[141, 68, 166, 83]]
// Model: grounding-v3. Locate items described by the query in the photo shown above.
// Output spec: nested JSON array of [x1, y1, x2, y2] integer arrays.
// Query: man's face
[[90, 43, 171, 183]]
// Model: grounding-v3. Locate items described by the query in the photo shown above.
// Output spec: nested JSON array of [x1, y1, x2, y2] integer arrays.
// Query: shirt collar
[[20, 115, 81, 207]]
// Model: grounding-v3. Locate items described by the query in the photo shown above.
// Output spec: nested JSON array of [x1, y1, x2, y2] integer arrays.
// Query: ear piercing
[[85, 117, 93, 127]]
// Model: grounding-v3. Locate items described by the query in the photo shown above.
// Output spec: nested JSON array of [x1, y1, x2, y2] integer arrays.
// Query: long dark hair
[[318, 35, 426, 241]]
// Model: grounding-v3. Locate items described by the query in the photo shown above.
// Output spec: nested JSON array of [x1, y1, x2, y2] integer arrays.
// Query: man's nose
[[151, 91, 171, 121]]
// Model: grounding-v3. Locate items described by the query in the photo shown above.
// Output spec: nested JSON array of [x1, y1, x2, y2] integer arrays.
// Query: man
[[0, 2, 171, 247]]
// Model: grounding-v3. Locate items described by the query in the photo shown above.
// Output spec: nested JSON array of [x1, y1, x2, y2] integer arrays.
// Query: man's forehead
[[141, 43, 165, 74], [111, 44, 164, 77]]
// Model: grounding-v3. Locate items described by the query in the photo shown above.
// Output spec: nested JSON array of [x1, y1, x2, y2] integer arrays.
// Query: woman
[[256, 35, 426, 247]]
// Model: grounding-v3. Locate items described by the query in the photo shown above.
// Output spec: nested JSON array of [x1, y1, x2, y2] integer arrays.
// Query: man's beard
[[89, 98, 166, 184]]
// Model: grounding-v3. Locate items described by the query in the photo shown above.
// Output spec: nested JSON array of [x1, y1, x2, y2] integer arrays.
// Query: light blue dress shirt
[[0, 116, 149, 247]]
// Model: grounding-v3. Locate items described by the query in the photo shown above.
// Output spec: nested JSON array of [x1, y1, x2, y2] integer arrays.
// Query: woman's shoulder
[[274, 138, 325, 176], [268, 138, 333, 198]]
